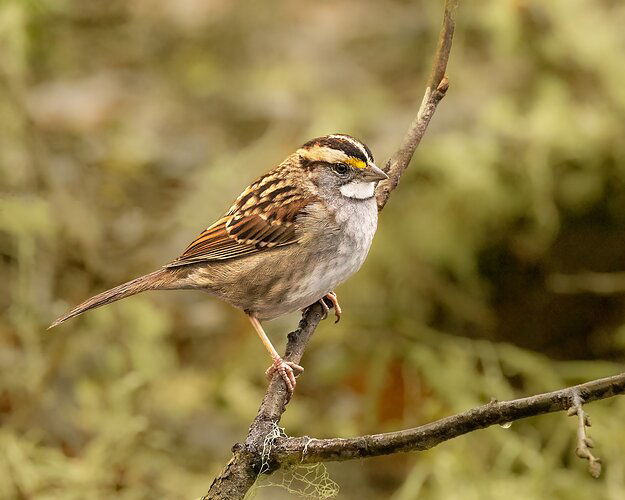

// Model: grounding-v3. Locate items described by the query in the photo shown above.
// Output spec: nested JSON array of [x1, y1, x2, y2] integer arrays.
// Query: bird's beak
[[362, 163, 389, 182]]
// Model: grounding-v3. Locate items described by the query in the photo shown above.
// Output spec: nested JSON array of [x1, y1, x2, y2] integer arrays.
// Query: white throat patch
[[340, 180, 375, 199]]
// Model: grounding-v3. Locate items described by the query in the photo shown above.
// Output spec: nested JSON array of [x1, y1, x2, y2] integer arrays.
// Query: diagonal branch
[[376, 0, 458, 211], [203, 2, 459, 498], [272, 372, 625, 466], [427, 0, 459, 92]]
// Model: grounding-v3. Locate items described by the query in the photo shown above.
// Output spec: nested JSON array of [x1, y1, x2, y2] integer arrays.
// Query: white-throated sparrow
[[50, 134, 388, 397]]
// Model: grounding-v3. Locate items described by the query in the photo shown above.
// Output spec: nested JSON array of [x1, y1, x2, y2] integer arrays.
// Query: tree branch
[[273, 372, 625, 467], [203, 2, 459, 498]]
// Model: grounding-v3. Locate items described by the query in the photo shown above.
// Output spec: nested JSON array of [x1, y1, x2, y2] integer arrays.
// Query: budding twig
[[567, 391, 602, 478]]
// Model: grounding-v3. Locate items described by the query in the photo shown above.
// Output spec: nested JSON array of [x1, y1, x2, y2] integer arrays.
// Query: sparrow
[[49, 134, 388, 397]]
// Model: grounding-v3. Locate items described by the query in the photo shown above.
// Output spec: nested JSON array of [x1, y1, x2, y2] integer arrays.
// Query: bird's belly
[[258, 250, 365, 320], [256, 204, 377, 319]]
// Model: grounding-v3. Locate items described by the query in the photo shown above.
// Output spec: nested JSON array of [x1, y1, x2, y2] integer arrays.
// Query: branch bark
[[273, 372, 625, 465], [204, 2, 459, 498]]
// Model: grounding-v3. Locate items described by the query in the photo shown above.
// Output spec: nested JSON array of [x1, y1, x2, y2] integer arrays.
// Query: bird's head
[[297, 134, 388, 200]]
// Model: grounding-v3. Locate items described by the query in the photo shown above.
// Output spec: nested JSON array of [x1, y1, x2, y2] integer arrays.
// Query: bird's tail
[[49, 268, 180, 329]]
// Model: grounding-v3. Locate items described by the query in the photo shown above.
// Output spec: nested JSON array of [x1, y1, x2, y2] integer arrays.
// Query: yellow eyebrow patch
[[346, 157, 367, 169]]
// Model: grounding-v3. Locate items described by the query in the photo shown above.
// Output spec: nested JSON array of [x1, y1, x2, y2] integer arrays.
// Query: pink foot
[[323, 291, 342, 323], [266, 357, 304, 399], [302, 292, 342, 323]]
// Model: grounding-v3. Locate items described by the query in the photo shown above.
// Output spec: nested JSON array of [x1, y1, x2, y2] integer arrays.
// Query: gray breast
[[190, 197, 379, 320], [258, 197, 378, 319]]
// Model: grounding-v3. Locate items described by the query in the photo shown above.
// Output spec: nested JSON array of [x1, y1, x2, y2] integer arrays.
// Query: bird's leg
[[247, 315, 303, 399], [322, 291, 342, 323]]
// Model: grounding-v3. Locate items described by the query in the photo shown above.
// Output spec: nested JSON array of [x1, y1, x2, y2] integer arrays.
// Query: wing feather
[[166, 168, 315, 267]]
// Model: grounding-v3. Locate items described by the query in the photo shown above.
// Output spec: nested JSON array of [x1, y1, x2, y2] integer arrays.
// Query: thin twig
[[568, 391, 602, 478], [375, 77, 449, 211], [376, 0, 458, 211], [427, 0, 459, 91]]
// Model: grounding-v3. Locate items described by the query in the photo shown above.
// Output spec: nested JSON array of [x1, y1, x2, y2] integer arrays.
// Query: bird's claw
[[266, 358, 304, 399], [322, 291, 342, 323], [318, 298, 330, 320], [302, 292, 342, 323]]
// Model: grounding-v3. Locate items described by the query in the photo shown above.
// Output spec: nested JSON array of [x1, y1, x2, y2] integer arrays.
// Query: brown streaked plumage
[[49, 134, 388, 398], [169, 160, 318, 266]]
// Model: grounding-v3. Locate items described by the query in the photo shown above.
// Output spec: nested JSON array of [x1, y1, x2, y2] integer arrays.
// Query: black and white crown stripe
[[327, 134, 374, 164], [300, 134, 374, 166]]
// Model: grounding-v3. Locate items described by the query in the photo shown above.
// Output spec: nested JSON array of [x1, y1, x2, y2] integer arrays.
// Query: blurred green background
[[2, 0, 625, 498]]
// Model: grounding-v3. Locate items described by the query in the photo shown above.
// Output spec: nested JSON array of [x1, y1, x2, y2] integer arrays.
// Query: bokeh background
[[2, 0, 625, 498]]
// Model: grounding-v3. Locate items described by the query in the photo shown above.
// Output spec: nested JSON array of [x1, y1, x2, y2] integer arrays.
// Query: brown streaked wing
[[166, 180, 314, 267]]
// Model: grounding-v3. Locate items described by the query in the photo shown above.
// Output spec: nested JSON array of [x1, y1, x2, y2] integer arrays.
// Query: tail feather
[[49, 268, 177, 329]]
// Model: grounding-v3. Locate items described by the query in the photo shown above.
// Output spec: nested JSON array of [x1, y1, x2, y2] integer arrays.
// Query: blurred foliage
[[1, 0, 625, 498]]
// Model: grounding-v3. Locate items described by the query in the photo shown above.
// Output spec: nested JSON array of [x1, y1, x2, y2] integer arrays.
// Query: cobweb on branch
[[246, 422, 339, 499]]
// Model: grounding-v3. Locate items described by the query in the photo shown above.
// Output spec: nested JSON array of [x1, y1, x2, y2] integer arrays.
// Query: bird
[[49, 134, 388, 398]]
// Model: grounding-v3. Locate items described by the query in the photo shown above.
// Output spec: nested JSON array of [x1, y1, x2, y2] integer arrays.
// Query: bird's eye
[[332, 163, 349, 176]]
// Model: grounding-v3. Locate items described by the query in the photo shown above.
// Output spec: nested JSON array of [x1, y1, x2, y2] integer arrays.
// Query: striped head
[[297, 134, 388, 200]]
